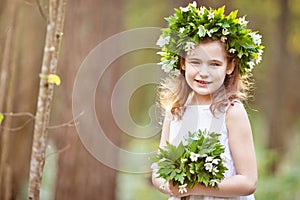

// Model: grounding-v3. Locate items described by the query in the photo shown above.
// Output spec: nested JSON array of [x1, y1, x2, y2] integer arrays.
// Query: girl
[[152, 2, 264, 200]]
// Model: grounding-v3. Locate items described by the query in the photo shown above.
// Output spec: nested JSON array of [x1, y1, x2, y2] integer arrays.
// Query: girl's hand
[[169, 181, 190, 197]]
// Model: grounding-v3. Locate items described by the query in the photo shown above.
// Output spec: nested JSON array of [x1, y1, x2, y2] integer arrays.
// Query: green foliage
[[249, 111, 300, 200], [151, 129, 227, 190], [157, 2, 264, 76]]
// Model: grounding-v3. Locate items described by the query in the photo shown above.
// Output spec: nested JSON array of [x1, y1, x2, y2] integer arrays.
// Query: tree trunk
[[266, 0, 290, 173], [52, 0, 123, 199], [0, 0, 19, 199], [28, 0, 66, 199]]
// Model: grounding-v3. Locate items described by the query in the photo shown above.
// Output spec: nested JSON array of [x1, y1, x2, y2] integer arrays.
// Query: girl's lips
[[195, 79, 210, 87]]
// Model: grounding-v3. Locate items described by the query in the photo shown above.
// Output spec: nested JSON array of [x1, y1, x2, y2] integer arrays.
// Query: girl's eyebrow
[[186, 57, 224, 63], [210, 59, 223, 63], [186, 57, 201, 60]]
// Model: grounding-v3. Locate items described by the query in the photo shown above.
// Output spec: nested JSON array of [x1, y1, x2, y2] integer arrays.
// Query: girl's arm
[[170, 102, 257, 197], [152, 111, 173, 195]]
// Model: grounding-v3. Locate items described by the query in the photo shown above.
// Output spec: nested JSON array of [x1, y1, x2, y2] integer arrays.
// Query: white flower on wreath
[[184, 41, 196, 55], [222, 28, 229, 36], [170, 69, 181, 77], [156, 35, 170, 47], [179, 27, 185, 34], [198, 25, 207, 37], [249, 32, 262, 46], [191, 1, 197, 8], [181, 5, 189, 12], [255, 54, 262, 64], [208, 11, 214, 20], [190, 152, 200, 162], [159, 62, 172, 73], [156, 51, 167, 57], [206, 29, 213, 37], [178, 183, 188, 194], [247, 61, 255, 69], [229, 48, 236, 54], [221, 36, 227, 43], [199, 6, 205, 15], [238, 16, 248, 26], [159, 57, 178, 73], [255, 49, 263, 64]]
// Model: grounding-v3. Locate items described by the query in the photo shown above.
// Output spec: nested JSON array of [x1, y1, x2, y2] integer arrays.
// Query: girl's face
[[182, 40, 234, 104]]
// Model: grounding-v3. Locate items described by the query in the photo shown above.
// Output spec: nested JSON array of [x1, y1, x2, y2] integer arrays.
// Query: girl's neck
[[189, 92, 212, 105]]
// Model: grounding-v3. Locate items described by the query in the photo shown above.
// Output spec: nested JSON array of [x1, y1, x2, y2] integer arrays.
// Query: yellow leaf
[[48, 74, 61, 86], [0, 113, 4, 125]]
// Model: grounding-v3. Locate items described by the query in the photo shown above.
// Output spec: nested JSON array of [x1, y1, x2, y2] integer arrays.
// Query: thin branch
[[0, 111, 83, 132], [36, 0, 47, 21], [0, 118, 34, 132], [0, 112, 35, 132], [1, 112, 35, 118], [45, 143, 71, 159], [47, 111, 84, 129]]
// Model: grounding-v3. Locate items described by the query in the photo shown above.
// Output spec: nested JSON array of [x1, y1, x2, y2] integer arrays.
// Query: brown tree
[[265, 0, 300, 173], [51, 0, 124, 199], [0, 0, 20, 199], [28, 0, 67, 199]]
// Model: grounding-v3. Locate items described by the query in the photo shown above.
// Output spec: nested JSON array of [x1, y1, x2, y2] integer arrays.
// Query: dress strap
[[225, 99, 242, 112], [183, 91, 194, 107]]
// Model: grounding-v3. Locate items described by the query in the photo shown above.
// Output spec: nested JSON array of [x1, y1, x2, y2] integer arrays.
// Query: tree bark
[[28, 0, 66, 199], [266, 0, 290, 173], [52, 0, 123, 199], [0, 0, 19, 199]]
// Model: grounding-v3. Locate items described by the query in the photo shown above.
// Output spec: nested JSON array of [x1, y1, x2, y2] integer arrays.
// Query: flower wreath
[[156, 1, 264, 76]]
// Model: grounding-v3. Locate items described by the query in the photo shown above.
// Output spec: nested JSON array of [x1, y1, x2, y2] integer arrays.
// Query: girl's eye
[[190, 61, 200, 65], [210, 62, 221, 67]]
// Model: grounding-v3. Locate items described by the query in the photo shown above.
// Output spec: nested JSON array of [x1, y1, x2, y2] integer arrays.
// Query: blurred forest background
[[0, 0, 300, 199]]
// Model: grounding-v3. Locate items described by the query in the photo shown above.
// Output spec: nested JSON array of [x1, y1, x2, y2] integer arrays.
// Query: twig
[[45, 143, 71, 159], [1, 112, 35, 118], [0, 118, 34, 132], [35, 0, 47, 21], [0, 111, 83, 132], [0, 112, 35, 132], [47, 111, 84, 129]]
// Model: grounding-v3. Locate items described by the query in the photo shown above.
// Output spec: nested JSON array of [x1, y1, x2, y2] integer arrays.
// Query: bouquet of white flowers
[[151, 129, 228, 194]]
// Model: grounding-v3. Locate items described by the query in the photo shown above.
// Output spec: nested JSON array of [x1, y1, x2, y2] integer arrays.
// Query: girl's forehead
[[186, 41, 227, 60]]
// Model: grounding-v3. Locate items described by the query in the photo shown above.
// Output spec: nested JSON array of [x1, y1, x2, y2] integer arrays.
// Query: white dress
[[168, 103, 255, 200]]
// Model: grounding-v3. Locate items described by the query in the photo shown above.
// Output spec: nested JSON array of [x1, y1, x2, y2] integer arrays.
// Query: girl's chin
[[192, 90, 212, 97]]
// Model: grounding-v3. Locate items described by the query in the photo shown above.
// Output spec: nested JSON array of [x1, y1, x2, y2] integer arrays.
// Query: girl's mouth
[[195, 79, 210, 87]]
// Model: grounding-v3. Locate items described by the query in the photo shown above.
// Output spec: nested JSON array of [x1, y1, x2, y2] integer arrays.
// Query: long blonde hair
[[158, 39, 252, 119]]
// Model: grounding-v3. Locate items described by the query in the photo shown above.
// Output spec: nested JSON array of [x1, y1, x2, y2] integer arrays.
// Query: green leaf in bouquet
[[161, 141, 185, 161], [188, 162, 195, 173], [151, 128, 228, 190], [173, 171, 186, 185]]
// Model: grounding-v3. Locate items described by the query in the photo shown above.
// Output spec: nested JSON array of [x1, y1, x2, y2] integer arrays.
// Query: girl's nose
[[198, 65, 209, 78]]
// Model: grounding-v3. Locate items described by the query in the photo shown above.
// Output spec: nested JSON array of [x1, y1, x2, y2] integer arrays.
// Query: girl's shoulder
[[225, 100, 249, 122]]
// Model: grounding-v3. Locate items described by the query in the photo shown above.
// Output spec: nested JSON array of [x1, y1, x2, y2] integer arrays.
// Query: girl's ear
[[226, 59, 235, 75], [180, 57, 186, 70]]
